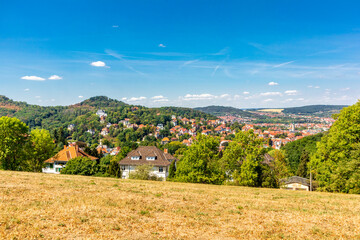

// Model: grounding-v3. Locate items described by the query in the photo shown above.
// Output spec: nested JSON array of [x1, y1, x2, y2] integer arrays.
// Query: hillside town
[[65, 108, 335, 157]]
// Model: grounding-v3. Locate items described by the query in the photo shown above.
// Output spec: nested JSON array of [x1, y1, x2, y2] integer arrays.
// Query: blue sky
[[1, 0, 360, 108]]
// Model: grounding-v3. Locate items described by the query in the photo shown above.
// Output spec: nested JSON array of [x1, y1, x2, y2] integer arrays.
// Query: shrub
[[61, 157, 98, 176], [129, 165, 162, 181]]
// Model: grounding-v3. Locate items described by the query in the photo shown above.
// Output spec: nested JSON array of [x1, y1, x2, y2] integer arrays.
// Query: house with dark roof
[[42, 145, 98, 174], [118, 146, 177, 180], [280, 176, 311, 191]]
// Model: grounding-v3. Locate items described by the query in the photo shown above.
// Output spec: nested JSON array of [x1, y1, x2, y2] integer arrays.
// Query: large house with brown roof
[[119, 146, 177, 180], [42, 145, 98, 174]]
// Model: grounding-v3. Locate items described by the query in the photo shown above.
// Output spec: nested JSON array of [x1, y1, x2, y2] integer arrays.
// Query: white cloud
[[112, 25, 119, 28], [284, 90, 298, 95], [314, 86, 320, 89], [151, 95, 169, 102], [243, 91, 250, 95], [78, 96, 84, 99], [180, 59, 200, 68], [181, 93, 231, 101], [51, 99, 55, 102], [273, 61, 294, 68], [268, 81, 279, 86], [260, 92, 282, 96], [219, 94, 230, 99], [264, 99, 273, 102], [35, 96, 41, 99], [158, 43, 166, 48], [151, 95, 165, 100], [234, 94, 241, 100], [182, 94, 216, 101], [90, 61, 107, 67], [211, 65, 220, 77], [126, 96, 147, 102], [48, 75, 62, 80], [341, 87, 350, 91], [21, 76, 45, 81], [285, 98, 304, 102], [24, 88, 30, 92]]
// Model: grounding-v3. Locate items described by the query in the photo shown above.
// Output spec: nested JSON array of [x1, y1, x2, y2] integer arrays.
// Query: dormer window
[[131, 156, 140, 160], [146, 156, 156, 161]]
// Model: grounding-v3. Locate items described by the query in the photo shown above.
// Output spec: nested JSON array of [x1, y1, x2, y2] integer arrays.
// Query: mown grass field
[[1, 171, 360, 239]]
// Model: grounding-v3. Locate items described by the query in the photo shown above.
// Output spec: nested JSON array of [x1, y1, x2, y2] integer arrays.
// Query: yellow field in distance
[[258, 108, 284, 113]]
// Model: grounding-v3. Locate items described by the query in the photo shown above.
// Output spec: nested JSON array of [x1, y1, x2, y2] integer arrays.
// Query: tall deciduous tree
[[270, 150, 290, 187], [297, 149, 309, 178], [0, 117, 28, 170], [28, 129, 55, 172], [220, 130, 265, 186], [174, 135, 223, 184], [310, 101, 360, 193]]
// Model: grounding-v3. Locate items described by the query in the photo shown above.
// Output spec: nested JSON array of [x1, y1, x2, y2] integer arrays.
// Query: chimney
[[164, 148, 168, 154]]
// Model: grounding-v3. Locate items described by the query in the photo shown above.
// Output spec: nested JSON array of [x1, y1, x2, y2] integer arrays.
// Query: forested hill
[[282, 105, 348, 116], [75, 96, 127, 108], [194, 105, 255, 117], [0, 95, 215, 130]]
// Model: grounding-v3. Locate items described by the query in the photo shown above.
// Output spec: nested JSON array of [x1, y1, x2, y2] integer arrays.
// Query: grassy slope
[[1, 171, 360, 239]]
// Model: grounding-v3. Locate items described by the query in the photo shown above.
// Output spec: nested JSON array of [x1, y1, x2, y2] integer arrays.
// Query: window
[[131, 156, 140, 160], [159, 167, 163, 172], [56, 168, 61, 172], [121, 165, 126, 170], [146, 156, 156, 161]]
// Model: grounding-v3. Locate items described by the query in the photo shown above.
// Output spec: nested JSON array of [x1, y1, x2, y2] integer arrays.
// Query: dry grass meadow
[[1, 171, 360, 239]]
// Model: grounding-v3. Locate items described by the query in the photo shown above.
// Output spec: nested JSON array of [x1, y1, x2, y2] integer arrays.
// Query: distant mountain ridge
[[195, 104, 348, 117], [282, 105, 348, 115]]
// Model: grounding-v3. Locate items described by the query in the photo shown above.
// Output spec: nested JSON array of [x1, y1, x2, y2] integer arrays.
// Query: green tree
[[220, 130, 265, 186], [61, 157, 98, 176], [108, 159, 122, 178], [0, 117, 29, 170], [310, 101, 360, 193], [297, 149, 309, 178], [168, 160, 176, 179], [163, 141, 186, 155], [270, 150, 290, 187], [28, 129, 55, 172], [282, 133, 323, 173], [174, 135, 223, 184]]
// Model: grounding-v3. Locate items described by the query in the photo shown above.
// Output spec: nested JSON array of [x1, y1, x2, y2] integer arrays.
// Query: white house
[[86, 129, 95, 135], [96, 109, 107, 118], [67, 124, 75, 131], [42, 145, 98, 174], [118, 146, 177, 180]]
